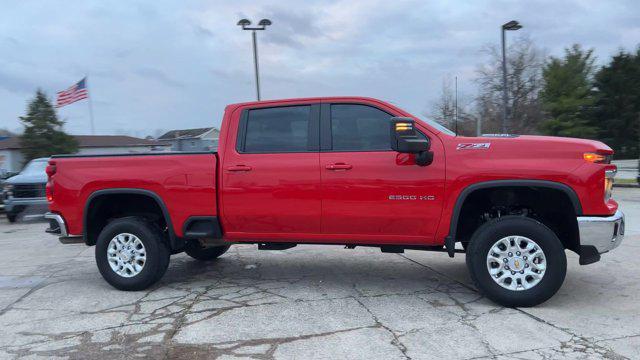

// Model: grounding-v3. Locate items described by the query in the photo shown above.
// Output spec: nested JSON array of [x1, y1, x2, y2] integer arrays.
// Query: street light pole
[[501, 29, 508, 134], [237, 19, 272, 101], [501, 20, 522, 134], [251, 30, 260, 101]]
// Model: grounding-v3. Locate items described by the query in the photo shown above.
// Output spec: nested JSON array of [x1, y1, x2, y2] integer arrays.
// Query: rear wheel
[[185, 241, 230, 261], [95, 217, 170, 291], [466, 216, 566, 307]]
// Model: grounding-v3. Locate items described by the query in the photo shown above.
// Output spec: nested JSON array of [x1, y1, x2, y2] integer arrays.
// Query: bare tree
[[427, 75, 478, 136], [474, 36, 545, 134], [429, 76, 456, 129]]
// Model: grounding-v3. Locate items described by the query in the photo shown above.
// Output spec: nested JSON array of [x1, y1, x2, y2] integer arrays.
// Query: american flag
[[56, 78, 89, 107]]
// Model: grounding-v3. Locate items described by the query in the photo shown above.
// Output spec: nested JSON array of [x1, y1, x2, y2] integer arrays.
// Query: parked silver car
[[2, 158, 49, 223]]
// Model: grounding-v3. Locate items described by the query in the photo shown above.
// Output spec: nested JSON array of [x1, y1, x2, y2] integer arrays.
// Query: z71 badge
[[456, 143, 491, 150]]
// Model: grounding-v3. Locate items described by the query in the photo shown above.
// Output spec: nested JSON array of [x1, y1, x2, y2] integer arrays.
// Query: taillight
[[604, 169, 616, 202], [46, 163, 57, 177], [46, 182, 53, 202], [46, 161, 56, 202]]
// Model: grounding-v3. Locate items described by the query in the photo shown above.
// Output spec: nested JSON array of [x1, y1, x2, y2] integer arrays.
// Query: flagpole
[[85, 76, 96, 135]]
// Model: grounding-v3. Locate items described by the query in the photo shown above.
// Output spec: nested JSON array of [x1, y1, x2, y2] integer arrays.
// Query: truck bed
[[48, 152, 218, 237]]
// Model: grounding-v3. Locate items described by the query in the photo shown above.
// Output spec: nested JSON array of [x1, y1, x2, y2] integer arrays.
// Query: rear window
[[243, 106, 311, 153]]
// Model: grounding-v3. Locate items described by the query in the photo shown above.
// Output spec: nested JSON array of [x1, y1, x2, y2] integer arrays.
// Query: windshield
[[419, 117, 457, 136], [390, 102, 457, 136], [21, 160, 48, 175]]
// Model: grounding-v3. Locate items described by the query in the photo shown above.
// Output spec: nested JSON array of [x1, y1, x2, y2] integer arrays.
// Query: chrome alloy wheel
[[107, 233, 146, 278], [486, 235, 547, 291]]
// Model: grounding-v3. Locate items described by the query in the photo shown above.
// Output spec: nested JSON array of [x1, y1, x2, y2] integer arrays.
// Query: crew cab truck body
[[44, 97, 625, 307]]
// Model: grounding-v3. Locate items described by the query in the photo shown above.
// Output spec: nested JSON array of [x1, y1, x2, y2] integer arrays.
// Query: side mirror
[[390, 117, 433, 166]]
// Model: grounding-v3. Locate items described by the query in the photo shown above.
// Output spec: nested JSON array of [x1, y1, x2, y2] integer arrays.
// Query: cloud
[[0, 71, 37, 93], [193, 24, 215, 39], [134, 67, 184, 88], [258, 7, 323, 48], [0, 0, 638, 135]]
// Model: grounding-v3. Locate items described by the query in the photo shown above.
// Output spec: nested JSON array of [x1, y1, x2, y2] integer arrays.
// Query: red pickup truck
[[44, 97, 624, 307]]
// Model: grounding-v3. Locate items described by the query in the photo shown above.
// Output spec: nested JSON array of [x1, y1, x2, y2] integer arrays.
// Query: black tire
[[6, 213, 17, 223], [185, 241, 230, 261], [95, 217, 170, 291], [466, 216, 567, 307]]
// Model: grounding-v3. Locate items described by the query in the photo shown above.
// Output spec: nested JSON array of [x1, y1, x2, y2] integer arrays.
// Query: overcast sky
[[1, 0, 638, 137]]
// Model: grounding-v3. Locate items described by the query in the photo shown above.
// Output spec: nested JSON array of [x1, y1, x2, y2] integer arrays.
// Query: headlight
[[584, 152, 612, 164], [604, 169, 616, 202]]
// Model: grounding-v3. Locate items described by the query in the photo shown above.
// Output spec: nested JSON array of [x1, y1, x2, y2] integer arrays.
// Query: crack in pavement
[[467, 335, 630, 360], [398, 253, 628, 360], [1, 232, 638, 359], [352, 295, 411, 359], [166, 325, 380, 359], [161, 282, 214, 359]]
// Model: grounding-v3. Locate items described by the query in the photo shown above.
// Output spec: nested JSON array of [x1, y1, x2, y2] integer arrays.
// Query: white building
[[157, 127, 219, 152], [0, 135, 171, 173]]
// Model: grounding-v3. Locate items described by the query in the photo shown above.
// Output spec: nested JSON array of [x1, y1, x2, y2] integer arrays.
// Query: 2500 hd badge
[[388, 195, 436, 201]]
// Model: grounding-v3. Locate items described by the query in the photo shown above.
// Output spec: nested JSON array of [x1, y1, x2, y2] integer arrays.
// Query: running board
[[380, 246, 405, 253], [258, 243, 297, 251], [381, 245, 465, 254], [58, 236, 84, 244], [252, 242, 465, 254]]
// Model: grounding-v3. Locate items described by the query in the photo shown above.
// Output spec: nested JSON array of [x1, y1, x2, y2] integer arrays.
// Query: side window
[[330, 104, 393, 151], [242, 106, 311, 153]]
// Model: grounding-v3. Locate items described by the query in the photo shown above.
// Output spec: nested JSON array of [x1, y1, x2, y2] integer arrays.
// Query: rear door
[[319, 102, 446, 244], [221, 103, 322, 240]]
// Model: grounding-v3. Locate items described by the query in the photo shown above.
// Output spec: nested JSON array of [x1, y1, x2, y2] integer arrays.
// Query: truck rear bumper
[[44, 212, 83, 243], [577, 210, 625, 264]]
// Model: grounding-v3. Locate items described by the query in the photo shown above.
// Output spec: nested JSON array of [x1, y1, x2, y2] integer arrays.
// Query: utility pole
[[454, 76, 458, 136], [637, 113, 640, 184], [237, 19, 272, 101]]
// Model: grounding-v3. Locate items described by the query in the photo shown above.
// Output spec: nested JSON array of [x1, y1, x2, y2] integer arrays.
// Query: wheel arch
[[446, 180, 582, 256], [83, 188, 177, 249]]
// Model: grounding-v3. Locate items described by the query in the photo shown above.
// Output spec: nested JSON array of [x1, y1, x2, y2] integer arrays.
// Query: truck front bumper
[[4, 197, 49, 214], [577, 210, 625, 265]]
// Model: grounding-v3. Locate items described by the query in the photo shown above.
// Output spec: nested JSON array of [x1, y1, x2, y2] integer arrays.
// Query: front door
[[221, 104, 322, 240], [319, 103, 445, 245]]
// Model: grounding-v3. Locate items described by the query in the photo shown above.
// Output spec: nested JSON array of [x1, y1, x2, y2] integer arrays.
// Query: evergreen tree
[[592, 48, 640, 159], [19, 90, 78, 162], [539, 44, 598, 138]]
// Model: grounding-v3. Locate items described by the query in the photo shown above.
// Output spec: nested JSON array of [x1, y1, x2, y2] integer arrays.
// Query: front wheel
[[95, 217, 170, 291], [466, 216, 566, 307]]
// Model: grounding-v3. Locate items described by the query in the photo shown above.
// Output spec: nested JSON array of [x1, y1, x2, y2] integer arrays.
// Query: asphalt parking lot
[[0, 188, 638, 360]]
